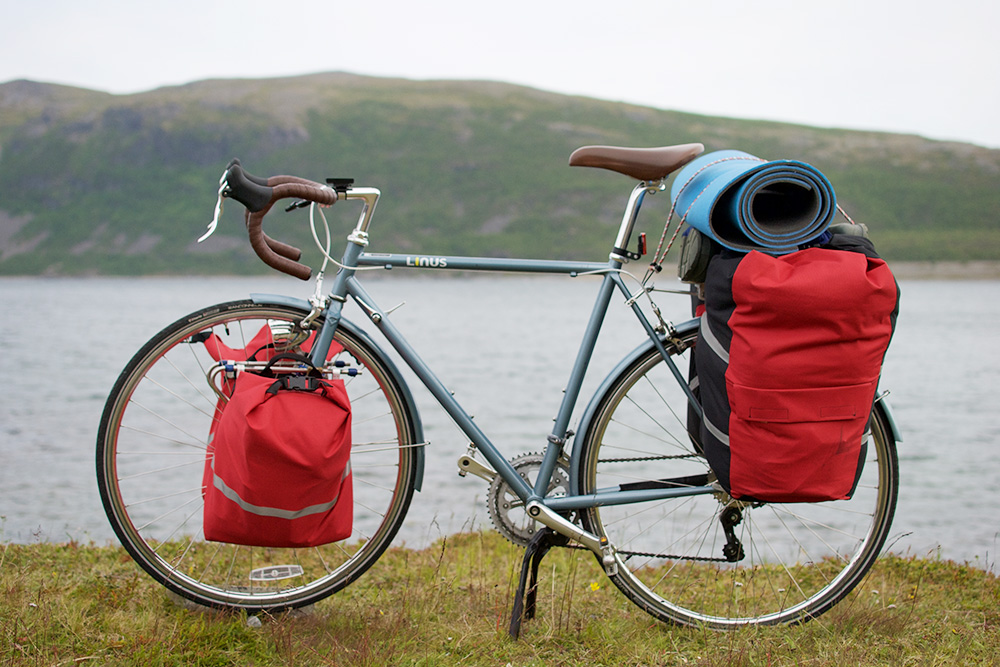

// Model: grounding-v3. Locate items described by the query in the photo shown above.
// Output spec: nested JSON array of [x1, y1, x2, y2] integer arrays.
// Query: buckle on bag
[[267, 375, 327, 395]]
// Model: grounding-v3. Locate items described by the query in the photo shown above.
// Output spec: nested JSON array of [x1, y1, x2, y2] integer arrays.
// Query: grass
[[2, 531, 998, 666]]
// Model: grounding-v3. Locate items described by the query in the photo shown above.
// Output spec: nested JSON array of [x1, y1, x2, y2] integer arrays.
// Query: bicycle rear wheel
[[575, 330, 898, 628], [97, 300, 421, 612]]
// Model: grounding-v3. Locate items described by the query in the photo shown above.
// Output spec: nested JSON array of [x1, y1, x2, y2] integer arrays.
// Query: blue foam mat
[[670, 150, 836, 254]]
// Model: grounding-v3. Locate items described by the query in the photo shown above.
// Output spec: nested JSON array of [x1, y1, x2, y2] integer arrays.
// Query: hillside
[[1, 73, 998, 276]]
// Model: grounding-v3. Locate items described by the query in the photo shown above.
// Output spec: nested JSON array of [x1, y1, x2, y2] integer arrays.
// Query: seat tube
[[532, 269, 618, 498], [531, 184, 655, 499]]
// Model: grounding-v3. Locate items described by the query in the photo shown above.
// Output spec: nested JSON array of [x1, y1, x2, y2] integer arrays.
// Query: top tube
[[356, 253, 613, 275], [341, 180, 660, 273]]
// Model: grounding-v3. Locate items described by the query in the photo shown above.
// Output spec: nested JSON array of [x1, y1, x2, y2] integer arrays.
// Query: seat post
[[611, 181, 663, 262]]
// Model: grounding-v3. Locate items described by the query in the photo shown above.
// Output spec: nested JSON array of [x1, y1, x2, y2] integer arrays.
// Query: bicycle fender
[[250, 293, 426, 491], [873, 393, 903, 445], [569, 318, 700, 496]]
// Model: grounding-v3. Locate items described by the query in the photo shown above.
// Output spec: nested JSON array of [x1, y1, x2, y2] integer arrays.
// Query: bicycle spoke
[[159, 354, 219, 414], [125, 398, 209, 450], [125, 486, 203, 507], [146, 499, 202, 543], [118, 457, 204, 482]]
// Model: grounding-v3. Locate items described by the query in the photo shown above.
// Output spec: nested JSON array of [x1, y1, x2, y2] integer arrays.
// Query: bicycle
[[96, 143, 900, 635]]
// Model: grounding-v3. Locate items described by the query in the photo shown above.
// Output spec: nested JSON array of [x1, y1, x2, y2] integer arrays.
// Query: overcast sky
[[2, 0, 997, 148]]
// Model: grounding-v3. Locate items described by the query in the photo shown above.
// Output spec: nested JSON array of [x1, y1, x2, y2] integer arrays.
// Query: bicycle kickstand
[[508, 527, 570, 639]]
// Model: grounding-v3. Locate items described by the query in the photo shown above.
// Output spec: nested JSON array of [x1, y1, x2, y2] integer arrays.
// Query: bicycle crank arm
[[525, 501, 618, 576], [456, 454, 496, 482]]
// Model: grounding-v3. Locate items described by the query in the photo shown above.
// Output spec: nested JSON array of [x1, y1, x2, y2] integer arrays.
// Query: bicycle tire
[[575, 330, 899, 628], [97, 300, 421, 612]]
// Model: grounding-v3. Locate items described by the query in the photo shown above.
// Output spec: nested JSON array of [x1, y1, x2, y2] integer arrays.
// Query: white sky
[[2, 0, 998, 148]]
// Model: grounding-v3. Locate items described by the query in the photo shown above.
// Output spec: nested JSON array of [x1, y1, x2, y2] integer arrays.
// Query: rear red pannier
[[695, 235, 898, 503]]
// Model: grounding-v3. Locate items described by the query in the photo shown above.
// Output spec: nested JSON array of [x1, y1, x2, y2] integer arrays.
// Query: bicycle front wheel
[[97, 300, 421, 612], [576, 330, 899, 628]]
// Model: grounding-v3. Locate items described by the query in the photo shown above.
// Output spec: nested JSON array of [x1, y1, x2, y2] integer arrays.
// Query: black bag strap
[[258, 352, 323, 378], [256, 352, 332, 397], [246, 342, 277, 362]]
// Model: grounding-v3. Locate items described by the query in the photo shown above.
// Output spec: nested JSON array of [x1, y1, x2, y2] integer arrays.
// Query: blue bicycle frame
[[274, 183, 716, 557]]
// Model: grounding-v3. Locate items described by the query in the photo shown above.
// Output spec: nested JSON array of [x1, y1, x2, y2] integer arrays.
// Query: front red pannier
[[198, 326, 353, 548], [202, 362, 353, 547]]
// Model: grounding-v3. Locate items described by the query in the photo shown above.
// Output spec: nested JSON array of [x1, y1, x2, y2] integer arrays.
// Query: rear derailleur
[[719, 505, 746, 562]]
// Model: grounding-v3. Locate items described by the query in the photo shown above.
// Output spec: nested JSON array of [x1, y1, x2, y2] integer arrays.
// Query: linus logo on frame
[[405, 256, 448, 268]]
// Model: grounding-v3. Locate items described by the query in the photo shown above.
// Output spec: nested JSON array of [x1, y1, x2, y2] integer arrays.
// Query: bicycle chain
[[618, 549, 731, 563], [597, 453, 701, 464], [565, 543, 731, 563]]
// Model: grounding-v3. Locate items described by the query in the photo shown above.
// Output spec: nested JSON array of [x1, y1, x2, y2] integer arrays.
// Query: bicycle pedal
[[600, 536, 619, 576]]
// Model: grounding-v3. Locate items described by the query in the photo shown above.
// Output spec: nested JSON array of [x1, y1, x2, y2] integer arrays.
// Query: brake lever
[[198, 167, 229, 243]]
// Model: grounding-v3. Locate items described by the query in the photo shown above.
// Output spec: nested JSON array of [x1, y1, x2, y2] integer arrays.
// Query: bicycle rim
[[576, 333, 898, 628], [97, 301, 419, 611]]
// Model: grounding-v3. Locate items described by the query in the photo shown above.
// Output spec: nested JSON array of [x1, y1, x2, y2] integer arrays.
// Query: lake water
[[1, 274, 998, 572]]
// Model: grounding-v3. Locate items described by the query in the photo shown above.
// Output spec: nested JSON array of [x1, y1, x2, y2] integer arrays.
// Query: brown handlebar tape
[[244, 181, 338, 280]]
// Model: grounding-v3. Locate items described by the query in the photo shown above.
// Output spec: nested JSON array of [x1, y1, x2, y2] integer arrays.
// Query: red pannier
[[694, 235, 899, 503], [198, 327, 353, 547]]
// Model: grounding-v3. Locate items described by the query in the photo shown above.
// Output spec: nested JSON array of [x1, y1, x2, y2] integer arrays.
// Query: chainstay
[[582, 455, 719, 561]]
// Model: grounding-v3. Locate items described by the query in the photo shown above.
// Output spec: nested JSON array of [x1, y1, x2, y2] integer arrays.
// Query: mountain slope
[[1, 73, 997, 275]]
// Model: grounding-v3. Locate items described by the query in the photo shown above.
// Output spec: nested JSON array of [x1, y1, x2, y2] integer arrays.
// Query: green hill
[[1, 73, 998, 276]]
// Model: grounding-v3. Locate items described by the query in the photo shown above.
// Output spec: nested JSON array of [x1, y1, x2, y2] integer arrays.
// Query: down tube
[[343, 276, 533, 500]]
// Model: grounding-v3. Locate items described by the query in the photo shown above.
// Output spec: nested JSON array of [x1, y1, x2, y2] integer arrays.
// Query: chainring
[[486, 453, 572, 546]]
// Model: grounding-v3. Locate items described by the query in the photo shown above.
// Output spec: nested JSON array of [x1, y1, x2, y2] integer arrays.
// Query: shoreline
[[887, 261, 1000, 280], [2, 261, 999, 280]]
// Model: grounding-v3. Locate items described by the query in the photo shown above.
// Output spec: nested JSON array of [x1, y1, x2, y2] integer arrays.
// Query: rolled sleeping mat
[[670, 150, 836, 254]]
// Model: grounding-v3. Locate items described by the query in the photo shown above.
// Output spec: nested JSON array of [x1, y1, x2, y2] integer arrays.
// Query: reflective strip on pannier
[[209, 447, 351, 520]]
